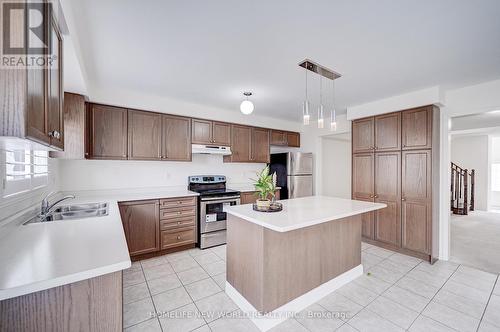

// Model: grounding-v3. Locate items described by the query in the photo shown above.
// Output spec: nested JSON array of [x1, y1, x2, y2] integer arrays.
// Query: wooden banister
[[450, 162, 475, 215]]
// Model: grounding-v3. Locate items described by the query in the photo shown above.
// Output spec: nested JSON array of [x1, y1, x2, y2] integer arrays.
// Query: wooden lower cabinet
[[0, 272, 122, 332], [119, 196, 197, 258], [161, 228, 196, 250], [374, 152, 401, 246], [401, 150, 432, 254], [240, 190, 281, 205], [119, 200, 160, 256]]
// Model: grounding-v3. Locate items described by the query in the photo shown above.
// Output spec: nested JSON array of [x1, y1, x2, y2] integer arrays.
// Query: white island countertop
[[225, 196, 386, 232], [0, 187, 199, 301]]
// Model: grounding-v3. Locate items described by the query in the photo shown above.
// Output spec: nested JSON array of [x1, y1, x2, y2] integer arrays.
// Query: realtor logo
[[1, 0, 54, 68]]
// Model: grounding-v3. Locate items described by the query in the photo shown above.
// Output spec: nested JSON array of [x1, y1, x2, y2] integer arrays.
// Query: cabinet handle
[[177, 221, 181, 225], [401, 198, 406, 201], [177, 236, 181, 240], [48, 130, 61, 139], [374, 195, 378, 198], [403, 144, 406, 148], [369, 194, 374, 198], [178, 201, 183, 204], [177, 211, 182, 215]]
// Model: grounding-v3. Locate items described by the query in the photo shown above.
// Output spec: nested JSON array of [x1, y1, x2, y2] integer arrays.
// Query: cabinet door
[[252, 128, 270, 163], [287, 132, 300, 147], [402, 107, 432, 150], [119, 200, 160, 256], [354, 197, 375, 240], [212, 122, 231, 146], [374, 152, 401, 246], [352, 153, 374, 200], [162, 115, 192, 161], [128, 110, 161, 160], [270, 130, 287, 145], [47, 17, 63, 149], [228, 125, 252, 162], [89, 104, 128, 159], [352, 118, 374, 153], [240, 192, 257, 204], [401, 150, 432, 254], [192, 119, 212, 144], [375, 112, 400, 152], [50, 93, 85, 159], [26, 3, 48, 145]]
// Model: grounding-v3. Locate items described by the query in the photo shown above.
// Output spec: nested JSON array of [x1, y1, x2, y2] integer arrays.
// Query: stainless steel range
[[188, 175, 240, 249]]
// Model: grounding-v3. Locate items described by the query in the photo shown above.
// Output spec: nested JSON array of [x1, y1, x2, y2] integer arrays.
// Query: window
[[2, 149, 49, 198], [492, 163, 500, 192]]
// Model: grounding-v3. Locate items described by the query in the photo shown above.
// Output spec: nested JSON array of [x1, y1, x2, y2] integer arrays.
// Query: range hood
[[192, 144, 232, 155]]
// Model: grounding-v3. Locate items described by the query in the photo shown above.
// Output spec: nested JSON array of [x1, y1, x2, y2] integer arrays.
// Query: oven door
[[200, 196, 240, 234]]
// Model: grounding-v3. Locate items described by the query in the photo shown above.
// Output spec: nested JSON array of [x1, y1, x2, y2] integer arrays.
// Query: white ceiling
[[67, 0, 500, 121]]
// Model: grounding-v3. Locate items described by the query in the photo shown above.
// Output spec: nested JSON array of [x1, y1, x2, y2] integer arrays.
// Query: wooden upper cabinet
[[352, 118, 374, 153], [375, 112, 400, 152], [287, 132, 300, 147], [88, 104, 128, 159], [402, 106, 432, 150], [119, 200, 160, 256], [212, 122, 231, 145], [50, 93, 86, 159], [374, 151, 401, 247], [251, 128, 270, 163], [401, 150, 432, 254], [225, 125, 252, 162], [162, 115, 191, 161], [128, 110, 161, 160], [47, 16, 64, 149], [270, 130, 300, 147], [192, 119, 212, 144], [192, 119, 231, 146], [352, 153, 374, 200], [270, 130, 287, 145]]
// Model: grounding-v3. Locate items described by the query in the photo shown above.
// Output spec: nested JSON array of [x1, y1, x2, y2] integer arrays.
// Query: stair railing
[[450, 162, 475, 215]]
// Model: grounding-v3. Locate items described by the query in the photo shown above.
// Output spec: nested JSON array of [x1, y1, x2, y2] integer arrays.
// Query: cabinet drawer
[[161, 227, 195, 249], [160, 217, 196, 231], [160, 196, 196, 209], [160, 207, 196, 220]]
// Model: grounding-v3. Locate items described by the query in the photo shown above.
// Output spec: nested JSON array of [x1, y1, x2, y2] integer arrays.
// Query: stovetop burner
[[188, 175, 240, 198]]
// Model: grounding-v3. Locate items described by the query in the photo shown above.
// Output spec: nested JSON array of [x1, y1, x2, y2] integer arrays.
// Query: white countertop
[[225, 196, 386, 232], [0, 187, 199, 301]]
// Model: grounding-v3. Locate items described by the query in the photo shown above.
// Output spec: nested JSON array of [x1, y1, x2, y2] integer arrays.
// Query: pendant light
[[303, 67, 310, 125], [330, 80, 337, 131], [317, 76, 324, 129], [240, 92, 254, 115]]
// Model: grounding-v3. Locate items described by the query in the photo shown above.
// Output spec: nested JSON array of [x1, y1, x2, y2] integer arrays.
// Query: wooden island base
[[226, 213, 363, 330]]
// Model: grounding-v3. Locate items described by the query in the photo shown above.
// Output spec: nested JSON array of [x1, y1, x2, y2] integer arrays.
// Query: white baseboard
[[225, 264, 364, 331]]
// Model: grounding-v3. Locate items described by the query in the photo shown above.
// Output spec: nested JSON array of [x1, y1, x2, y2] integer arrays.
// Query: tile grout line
[[406, 262, 462, 332], [476, 274, 499, 332], [348, 253, 425, 330]]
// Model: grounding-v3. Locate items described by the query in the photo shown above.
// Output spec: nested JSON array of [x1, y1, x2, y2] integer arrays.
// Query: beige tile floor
[[123, 242, 500, 332]]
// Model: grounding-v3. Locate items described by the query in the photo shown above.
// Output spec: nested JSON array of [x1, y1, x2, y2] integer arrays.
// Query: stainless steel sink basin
[[24, 202, 109, 224], [53, 203, 108, 213]]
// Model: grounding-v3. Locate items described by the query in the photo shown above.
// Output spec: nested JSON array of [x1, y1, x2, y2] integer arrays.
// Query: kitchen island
[[224, 196, 386, 331]]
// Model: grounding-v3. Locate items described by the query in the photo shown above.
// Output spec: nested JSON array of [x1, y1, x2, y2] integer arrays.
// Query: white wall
[[321, 135, 351, 198], [59, 155, 265, 191], [491, 137, 500, 210], [450, 135, 489, 211]]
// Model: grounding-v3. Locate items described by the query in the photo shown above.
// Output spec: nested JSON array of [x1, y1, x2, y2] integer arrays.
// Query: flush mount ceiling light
[[299, 59, 341, 129], [240, 92, 254, 115]]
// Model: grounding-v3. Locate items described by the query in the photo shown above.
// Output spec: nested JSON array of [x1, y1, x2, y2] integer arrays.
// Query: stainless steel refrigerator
[[269, 152, 313, 199]]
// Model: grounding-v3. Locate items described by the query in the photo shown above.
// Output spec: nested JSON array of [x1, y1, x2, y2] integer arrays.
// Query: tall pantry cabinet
[[352, 106, 438, 261]]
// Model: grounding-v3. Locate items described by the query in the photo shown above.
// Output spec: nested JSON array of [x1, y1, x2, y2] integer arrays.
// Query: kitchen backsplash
[[58, 154, 266, 191]]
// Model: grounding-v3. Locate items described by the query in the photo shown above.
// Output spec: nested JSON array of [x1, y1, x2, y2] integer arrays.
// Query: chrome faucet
[[40, 192, 75, 218]]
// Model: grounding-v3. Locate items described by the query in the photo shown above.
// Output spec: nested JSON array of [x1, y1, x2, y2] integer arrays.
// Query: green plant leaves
[[252, 165, 277, 200]]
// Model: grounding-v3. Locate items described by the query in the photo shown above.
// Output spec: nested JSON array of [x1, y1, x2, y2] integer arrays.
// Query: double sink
[[24, 203, 109, 224]]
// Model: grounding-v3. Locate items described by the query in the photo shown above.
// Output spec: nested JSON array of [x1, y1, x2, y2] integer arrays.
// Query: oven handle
[[200, 195, 241, 202]]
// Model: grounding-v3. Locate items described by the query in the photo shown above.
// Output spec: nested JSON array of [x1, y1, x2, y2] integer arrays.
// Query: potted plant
[[252, 166, 277, 209]]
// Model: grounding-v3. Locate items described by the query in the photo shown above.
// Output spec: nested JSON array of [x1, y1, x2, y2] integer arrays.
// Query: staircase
[[451, 162, 475, 215]]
